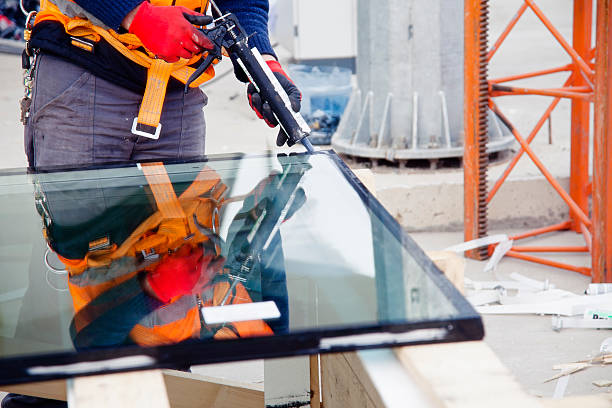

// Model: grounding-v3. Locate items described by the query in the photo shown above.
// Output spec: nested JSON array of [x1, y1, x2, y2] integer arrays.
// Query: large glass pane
[[0, 151, 482, 384]]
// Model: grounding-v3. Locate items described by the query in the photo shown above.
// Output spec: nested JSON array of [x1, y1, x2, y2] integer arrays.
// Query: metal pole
[[593, 0, 612, 282], [569, 0, 593, 233], [464, 0, 489, 260]]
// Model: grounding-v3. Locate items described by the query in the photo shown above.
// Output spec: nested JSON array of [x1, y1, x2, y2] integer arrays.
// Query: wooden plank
[[309, 355, 321, 408], [1, 369, 263, 408], [0, 379, 66, 401], [541, 393, 612, 408], [320, 352, 385, 408], [353, 169, 376, 196], [68, 370, 170, 408], [394, 341, 542, 408], [162, 369, 263, 408], [426, 251, 465, 294]]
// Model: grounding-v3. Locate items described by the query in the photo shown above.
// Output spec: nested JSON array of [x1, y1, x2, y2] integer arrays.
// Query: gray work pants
[[25, 54, 207, 168]]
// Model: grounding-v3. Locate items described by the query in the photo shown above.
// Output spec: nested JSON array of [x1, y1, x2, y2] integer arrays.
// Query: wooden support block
[[320, 352, 385, 408], [309, 355, 321, 408], [426, 250, 465, 294], [394, 341, 542, 408], [0, 379, 66, 401], [1, 369, 263, 408], [353, 169, 376, 197], [162, 369, 263, 408], [68, 370, 170, 408]]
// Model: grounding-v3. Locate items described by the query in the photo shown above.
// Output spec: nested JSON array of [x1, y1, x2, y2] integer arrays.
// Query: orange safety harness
[[56, 162, 273, 344], [33, 0, 217, 138]]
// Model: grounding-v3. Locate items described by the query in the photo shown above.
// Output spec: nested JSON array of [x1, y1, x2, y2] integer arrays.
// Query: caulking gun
[[183, 1, 315, 153]]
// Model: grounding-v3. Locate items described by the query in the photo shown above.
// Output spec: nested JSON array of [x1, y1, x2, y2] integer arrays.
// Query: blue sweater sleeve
[[73, 0, 143, 31], [71, 1, 275, 57], [216, 0, 276, 58]]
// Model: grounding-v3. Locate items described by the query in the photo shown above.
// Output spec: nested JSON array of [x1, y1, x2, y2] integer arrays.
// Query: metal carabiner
[[192, 213, 223, 248], [25, 10, 36, 30]]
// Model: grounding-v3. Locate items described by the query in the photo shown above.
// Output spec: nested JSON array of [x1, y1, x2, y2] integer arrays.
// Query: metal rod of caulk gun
[[301, 137, 314, 153], [209, 0, 224, 18], [210, 0, 314, 154]]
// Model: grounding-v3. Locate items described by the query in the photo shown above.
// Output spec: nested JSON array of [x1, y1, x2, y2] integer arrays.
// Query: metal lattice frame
[[464, 0, 612, 282]]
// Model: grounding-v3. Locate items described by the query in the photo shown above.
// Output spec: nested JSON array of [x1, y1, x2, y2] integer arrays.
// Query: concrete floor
[[412, 231, 611, 399], [0, 0, 611, 403]]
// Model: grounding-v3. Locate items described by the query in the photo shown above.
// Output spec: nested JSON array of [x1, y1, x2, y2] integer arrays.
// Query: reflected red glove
[[128, 2, 214, 63], [146, 245, 214, 302], [247, 60, 302, 146]]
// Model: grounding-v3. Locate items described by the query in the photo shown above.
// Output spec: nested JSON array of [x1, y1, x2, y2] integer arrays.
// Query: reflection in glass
[[0, 152, 482, 383], [35, 159, 313, 349]]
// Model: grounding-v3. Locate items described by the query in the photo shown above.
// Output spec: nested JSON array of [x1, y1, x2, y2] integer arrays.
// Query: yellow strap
[[63, 19, 214, 88], [140, 162, 187, 219], [138, 59, 174, 128], [36, 7, 217, 130]]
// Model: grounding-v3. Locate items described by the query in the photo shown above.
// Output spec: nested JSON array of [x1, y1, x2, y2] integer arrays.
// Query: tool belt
[[30, 0, 215, 138]]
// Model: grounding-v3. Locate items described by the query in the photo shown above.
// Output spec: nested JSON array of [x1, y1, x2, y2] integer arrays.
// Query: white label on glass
[[202, 301, 280, 324]]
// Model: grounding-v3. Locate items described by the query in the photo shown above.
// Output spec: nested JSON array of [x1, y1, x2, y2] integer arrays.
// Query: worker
[[4, 0, 300, 405], [22, 0, 302, 169]]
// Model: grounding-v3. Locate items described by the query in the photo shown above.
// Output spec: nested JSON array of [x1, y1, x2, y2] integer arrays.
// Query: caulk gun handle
[[228, 41, 314, 153], [184, 51, 218, 93]]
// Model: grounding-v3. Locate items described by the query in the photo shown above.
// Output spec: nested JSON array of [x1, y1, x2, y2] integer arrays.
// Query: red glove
[[128, 2, 214, 63], [146, 245, 217, 302], [247, 60, 302, 146]]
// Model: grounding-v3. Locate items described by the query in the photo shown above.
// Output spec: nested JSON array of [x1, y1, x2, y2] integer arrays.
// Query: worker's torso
[[29, 0, 213, 95]]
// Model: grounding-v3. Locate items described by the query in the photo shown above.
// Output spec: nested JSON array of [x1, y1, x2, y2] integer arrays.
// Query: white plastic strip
[[553, 316, 612, 331], [201, 301, 280, 325], [510, 272, 554, 291], [483, 238, 513, 273], [600, 337, 612, 353], [586, 283, 612, 295], [444, 234, 508, 253], [553, 375, 570, 399], [478, 292, 612, 316], [319, 328, 448, 350], [464, 278, 551, 292], [501, 289, 576, 305], [28, 356, 155, 376], [467, 290, 502, 306]]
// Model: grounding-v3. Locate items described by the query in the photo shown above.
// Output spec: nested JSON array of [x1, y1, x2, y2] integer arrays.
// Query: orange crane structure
[[464, 0, 612, 282]]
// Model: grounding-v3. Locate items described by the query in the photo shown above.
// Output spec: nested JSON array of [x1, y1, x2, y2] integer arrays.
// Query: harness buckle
[[131, 117, 162, 140]]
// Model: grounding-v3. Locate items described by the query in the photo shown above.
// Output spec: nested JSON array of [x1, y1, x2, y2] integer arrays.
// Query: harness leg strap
[[132, 59, 174, 139]]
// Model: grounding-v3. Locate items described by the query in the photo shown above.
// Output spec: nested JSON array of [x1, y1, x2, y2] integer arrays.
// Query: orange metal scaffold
[[464, 0, 612, 282]]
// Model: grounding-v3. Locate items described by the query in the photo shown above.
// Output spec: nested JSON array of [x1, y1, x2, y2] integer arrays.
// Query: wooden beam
[[1, 369, 263, 408], [309, 355, 321, 408], [162, 369, 263, 408], [394, 341, 541, 408], [320, 352, 385, 408], [68, 370, 170, 408], [0, 379, 66, 401], [426, 250, 465, 294]]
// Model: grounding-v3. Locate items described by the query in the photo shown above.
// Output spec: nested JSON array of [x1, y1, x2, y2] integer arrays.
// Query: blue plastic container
[[287, 64, 352, 145]]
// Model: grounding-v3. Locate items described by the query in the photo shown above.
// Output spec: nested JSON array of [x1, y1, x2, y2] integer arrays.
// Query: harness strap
[[140, 162, 187, 220], [35, 3, 216, 134], [135, 60, 174, 137]]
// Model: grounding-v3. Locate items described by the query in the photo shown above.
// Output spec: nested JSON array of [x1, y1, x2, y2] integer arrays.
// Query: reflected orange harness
[[34, 0, 216, 137], [61, 163, 272, 345]]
